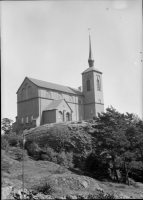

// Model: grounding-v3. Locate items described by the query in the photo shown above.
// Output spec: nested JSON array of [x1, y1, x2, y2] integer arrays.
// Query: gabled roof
[[82, 67, 102, 74], [27, 77, 83, 96], [43, 99, 72, 112]]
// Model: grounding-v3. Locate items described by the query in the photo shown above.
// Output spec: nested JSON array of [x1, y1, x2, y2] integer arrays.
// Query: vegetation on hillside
[[1, 107, 143, 187]]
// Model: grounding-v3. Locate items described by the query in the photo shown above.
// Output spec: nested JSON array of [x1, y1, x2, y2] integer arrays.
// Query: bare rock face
[[2, 186, 13, 200]]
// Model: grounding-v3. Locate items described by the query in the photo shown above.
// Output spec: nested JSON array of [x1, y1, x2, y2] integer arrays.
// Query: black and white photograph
[[1, 0, 143, 199]]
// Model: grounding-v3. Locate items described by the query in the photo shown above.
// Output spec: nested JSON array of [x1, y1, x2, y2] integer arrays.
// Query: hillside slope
[[2, 149, 143, 199]]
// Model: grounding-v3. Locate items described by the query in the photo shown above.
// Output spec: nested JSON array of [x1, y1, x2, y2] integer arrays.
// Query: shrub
[[1, 153, 11, 173], [97, 191, 116, 199], [57, 151, 74, 168], [1, 136, 9, 150], [33, 181, 53, 195], [11, 147, 28, 161], [3, 132, 19, 147]]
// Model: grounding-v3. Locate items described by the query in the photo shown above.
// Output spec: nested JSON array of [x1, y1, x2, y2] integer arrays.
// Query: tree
[[1, 118, 13, 134], [92, 107, 136, 184], [126, 120, 143, 164]]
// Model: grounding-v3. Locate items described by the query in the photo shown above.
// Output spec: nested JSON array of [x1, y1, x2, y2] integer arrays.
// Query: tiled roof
[[43, 99, 72, 111], [82, 67, 102, 74], [27, 77, 83, 96], [43, 99, 63, 111]]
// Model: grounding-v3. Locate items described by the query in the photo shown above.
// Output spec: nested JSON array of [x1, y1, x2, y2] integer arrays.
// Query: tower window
[[87, 79, 91, 91], [97, 75, 101, 91]]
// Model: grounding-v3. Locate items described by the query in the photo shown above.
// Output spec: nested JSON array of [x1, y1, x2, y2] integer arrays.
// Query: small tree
[[1, 118, 13, 134]]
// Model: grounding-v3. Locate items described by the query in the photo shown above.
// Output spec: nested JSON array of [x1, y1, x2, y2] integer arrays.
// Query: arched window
[[22, 88, 26, 100], [97, 76, 101, 91], [46, 91, 51, 99], [66, 112, 70, 122], [25, 83, 28, 99], [87, 79, 91, 91], [28, 86, 32, 98], [58, 93, 63, 100]]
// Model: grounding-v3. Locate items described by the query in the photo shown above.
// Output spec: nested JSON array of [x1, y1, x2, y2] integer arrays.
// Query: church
[[14, 35, 104, 130]]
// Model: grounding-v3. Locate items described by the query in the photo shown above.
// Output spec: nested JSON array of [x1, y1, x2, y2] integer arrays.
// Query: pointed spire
[[88, 34, 94, 68]]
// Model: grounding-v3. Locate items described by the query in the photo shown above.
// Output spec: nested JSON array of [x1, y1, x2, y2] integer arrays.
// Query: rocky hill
[[2, 120, 143, 200]]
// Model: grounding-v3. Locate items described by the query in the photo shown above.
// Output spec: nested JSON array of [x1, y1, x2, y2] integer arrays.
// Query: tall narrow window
[[26, 116, 28, 123], [28, 86, 32, 98], [87, 79, 91, 91], [31, 115, 33, 122], [21, 117, 24, 124], [25, 83, 28, 99], [97, 76, 100, 91]]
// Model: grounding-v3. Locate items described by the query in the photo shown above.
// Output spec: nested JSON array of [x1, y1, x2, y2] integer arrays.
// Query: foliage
[[33, 181, 53, 195], [1, 154, 11, 173], [57, 151, 74, 168], [2, 132, 24, 148], [92, 107, 143, 184], [84, 152, 110, 180], [10, 147, 28, 161], [1, 136, 9, 150], [1, 118, 13, 134]]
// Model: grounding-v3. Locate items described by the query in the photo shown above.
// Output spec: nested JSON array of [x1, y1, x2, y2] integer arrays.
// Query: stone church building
[[14, 36, 104, 130]]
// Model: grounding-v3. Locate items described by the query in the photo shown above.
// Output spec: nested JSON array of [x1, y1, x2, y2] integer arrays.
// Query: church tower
[[82, 34, 104, 119]]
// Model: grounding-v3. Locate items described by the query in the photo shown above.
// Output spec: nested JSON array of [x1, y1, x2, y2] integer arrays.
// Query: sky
[[1, 0, 142, 122]]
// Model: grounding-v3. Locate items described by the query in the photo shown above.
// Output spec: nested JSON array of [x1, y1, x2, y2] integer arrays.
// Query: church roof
[[43, 99, 72, 111], [43, 99, 63, 111], [82, 67, 102, 74], [27, 77, 83, 96]]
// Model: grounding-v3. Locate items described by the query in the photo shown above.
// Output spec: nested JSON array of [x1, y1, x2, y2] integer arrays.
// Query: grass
[[2, 148, 143, 199]]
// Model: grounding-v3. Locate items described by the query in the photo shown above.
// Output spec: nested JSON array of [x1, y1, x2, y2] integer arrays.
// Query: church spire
[[88, 34, 94, 68]]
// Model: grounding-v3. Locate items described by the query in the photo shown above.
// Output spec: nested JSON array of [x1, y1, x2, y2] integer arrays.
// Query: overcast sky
[[1, 0, 142, 121]]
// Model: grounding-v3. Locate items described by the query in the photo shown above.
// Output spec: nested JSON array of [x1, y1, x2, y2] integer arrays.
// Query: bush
[[1, 160, 11, 173], [2, 132, 19, 147], [33, 181, 53, 195], [1, 136, 9, 150], [57, 151, 74, 168], [1, 152, 11, 173], [10, 147, 28, 161]]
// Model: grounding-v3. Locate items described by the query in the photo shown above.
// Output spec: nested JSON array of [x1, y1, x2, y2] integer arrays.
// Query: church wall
[[43, 110, 56, 124], [38, 88, 83, 123], [93, 73, 104, 105], [95, 103, 104, 116], [84, 103, 96, 120], [17, 98, 39, 129], [78, 104, 84, 121], [82, 72, 95, 104], [17, 78, 38, 102]]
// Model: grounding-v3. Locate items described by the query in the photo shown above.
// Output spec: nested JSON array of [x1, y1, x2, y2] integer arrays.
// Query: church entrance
[[66, 112, 70, 122]]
